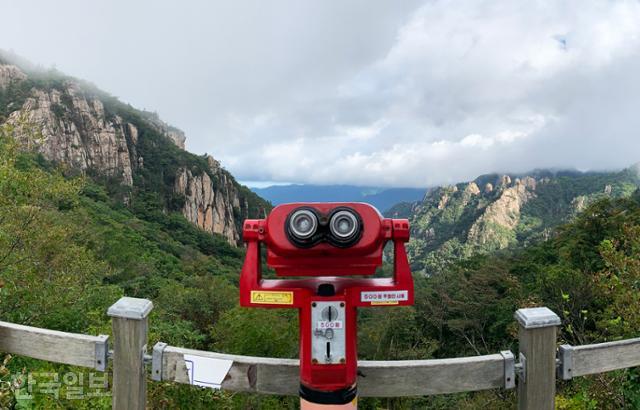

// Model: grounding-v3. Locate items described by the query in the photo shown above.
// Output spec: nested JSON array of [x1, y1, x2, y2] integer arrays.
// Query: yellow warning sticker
[[250, 291, 294, 305], [370, 301, 399, 305]]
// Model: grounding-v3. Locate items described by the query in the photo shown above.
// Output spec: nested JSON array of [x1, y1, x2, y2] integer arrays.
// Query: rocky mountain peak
[[206, 154, 221, 171], [464, 181, 481, 196], [467, 176, 536, 248], [0, 58, 267, 245], [139, 111, 186, 149], [10, 84, 137, 186], [406, 168, 639, 275], [498, 175, 512, 187], [0, 64, 27, 89]]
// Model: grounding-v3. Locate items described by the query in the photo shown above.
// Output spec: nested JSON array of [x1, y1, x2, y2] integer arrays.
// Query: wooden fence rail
[[0, 320, 108, 371], [152, 344, 512, 397], [0, 297, 639, 410], [558, 337, 640, 380]]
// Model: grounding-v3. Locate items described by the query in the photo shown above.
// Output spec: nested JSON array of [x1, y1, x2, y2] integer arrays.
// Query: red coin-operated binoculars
[[240, 203, 414, 409]]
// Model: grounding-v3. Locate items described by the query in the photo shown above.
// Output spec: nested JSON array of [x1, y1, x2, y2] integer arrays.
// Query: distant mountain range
[[250, 184, 426, 212]]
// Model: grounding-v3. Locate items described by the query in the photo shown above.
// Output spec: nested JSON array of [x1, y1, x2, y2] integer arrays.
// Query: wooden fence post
[[515, 307, 560, 410], [108, 297, 153, 410]]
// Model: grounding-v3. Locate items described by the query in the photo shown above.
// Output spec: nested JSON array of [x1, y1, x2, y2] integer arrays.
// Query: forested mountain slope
[[390, 168, 640, 274], [0, 51, 268, 244], [0, 121, 292, 408], [0, 52, 276, 408], [414, 189, 640, 408]]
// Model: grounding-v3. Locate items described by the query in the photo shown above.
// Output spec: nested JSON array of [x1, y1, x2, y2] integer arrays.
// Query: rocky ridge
[[174, 156, 250, 243], [139, 111, 186, 149], [466, 176, 536, 249], [401, 170, 639, 275], [0, 59, 265, 244], [0, 64, 27, 89], [9, 85, 137, 185]]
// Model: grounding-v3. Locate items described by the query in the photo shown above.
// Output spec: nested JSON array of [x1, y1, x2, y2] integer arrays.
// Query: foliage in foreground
[[0, 121, 294, 408], [416, 192, 640, 408]]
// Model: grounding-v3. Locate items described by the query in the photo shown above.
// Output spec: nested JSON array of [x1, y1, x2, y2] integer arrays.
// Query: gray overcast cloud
[[2, 0, 640, 187]]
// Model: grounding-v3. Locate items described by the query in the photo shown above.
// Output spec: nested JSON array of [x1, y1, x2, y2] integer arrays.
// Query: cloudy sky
[[3, 0, 640, 187]]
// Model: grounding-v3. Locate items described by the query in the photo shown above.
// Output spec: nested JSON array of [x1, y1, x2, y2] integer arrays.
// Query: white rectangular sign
[[317, 320, 343, 330], [361, 290, 409, 303], [183, 354, 233, 389]]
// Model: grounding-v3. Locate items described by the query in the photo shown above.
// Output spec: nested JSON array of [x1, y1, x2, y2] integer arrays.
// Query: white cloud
[[226, 1, 640, 186], [3, 0, 640, 187], [460, 134, 494, 150], [335, 118, 390, 141]]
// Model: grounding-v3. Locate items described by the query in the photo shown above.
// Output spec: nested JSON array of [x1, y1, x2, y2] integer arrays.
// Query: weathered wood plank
[[0, 321, 108, 370], [357, 355, 504, 397], [162, 346, 299, 395], [571, 338, 640, 378], [161, 346, 505, 397]]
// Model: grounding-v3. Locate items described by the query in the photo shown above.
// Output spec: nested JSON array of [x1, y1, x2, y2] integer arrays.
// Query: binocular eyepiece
[[286, 206, 363, 248], [242, 202, 407, 277]]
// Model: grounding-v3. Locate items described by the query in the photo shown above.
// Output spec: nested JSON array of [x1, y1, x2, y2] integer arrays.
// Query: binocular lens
[[329, 210, 359, 239], [286, 207, 362, 247], [289, 209, 318, 239]]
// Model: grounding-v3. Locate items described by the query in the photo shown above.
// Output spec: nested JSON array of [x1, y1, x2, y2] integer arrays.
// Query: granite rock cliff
[[0, 57, 266, 244], [399, 170, 639, 275]]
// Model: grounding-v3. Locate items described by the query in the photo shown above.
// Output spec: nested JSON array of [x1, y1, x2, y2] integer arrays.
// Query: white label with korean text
[[360, 290, 408, 303]]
